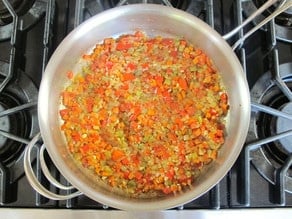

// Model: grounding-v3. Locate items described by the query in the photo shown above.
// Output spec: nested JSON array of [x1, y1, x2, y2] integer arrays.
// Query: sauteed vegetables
[[59, 31, 229, 197]]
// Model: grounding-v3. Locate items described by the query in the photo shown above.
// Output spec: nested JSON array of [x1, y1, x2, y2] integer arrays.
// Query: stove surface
[[0, 0, 292, 211]]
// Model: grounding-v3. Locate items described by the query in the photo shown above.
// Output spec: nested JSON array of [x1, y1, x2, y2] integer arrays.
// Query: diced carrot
[[154, 75, 164, 87], [220, 92, 228, 103], [121, 158, 130, 165], [111, 149, 125, 161], [127, 63, 136, 71], [135, 171, 143, 180], [142, 62, 149, 69], [161, 38, 173, 46], [116, 42, 132, 50], [82, 54, 92, 60], [106, 61, 114, 69], [178, 77, 188, 90], [59, 109, 69, 119], [66, 71, 73, 79], [122, 73, 135, 81]]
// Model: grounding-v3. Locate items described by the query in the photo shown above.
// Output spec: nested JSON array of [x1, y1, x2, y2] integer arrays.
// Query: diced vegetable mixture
[[59, 31, 229, 197]]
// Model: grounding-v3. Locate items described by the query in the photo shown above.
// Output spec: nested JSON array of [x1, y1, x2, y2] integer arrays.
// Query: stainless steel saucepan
[[23, 1, 291, 210]]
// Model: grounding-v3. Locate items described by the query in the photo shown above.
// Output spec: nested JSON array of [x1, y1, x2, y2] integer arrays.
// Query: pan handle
[[222, 0, 280, 40], [231, 0, 292, 50], [23, 133, 82, 200]]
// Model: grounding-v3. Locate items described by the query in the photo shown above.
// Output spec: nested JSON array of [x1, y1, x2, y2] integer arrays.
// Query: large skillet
[[28, 4, 251, 210]]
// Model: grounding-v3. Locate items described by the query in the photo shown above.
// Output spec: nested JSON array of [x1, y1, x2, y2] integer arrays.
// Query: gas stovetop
[[0, 0, 292, 212]]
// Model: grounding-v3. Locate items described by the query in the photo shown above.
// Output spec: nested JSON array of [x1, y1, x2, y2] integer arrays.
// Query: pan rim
[[38, 4, 251, 210]]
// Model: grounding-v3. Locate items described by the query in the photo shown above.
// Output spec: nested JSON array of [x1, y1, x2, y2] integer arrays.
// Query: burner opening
[[249, 63, 292, 191], [276, 102, 292, 153], [0, 91, 31, 165], [257, 81, 292, 167], [0, 0, 36, 26]]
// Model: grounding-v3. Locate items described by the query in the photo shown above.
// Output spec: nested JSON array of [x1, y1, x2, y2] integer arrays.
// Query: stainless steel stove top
[[1, 208, 292, 219]]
